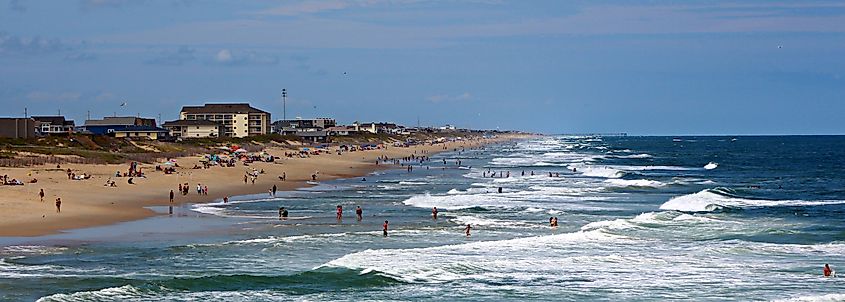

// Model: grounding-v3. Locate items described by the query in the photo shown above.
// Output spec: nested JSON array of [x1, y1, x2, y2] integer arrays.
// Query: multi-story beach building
[[162, 120, 224, 138], [179, 103, 271, 138]]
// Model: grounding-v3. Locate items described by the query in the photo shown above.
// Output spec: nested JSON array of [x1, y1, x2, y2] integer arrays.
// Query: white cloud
[[211, 48, 278, 66], [428, 92, 472, 103], [215, 49, 233, 63]]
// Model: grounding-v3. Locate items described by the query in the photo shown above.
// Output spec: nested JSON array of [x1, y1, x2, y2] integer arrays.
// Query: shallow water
[[2, 135, 845, 301]]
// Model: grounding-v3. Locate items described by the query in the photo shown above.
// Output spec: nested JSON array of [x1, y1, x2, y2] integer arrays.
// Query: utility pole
[[281, 88, 287, 121], [24, 107, 27, 118], [87, 111, 91, 120]]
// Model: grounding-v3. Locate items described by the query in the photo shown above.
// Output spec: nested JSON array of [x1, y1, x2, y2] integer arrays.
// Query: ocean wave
[[319, 229, 628, 283], [402, 193, 510, 210], [610, 153, 653, 159], [568, 165, 625, 178], [604, 179, 666, 188], [191, 196, 281, 217], [773, 294, 845, 302], [659, 188, 845, 212], [704, 162, 719, 170], [398, 181, 427, 185], [36, 268, 399, 301], [450, 215, 538, 229]]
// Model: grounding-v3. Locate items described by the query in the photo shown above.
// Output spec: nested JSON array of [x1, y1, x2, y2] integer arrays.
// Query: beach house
[[32, 116, 75, 135], [272, 117, 336, 134], [179, 103, 271, 138], [162, 120, 223, 138], [80, 116, 167, 139]]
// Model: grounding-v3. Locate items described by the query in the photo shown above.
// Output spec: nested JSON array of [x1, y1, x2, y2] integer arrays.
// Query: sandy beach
[[0, 135, 525, 237]]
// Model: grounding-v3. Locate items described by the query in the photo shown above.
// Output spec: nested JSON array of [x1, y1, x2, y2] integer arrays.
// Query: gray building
[[0, 118, 37, 138], [272, 118, 336, 133]]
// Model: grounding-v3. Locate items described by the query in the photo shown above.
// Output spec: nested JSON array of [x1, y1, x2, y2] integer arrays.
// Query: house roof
[[181, 103, 268, 114], [325, 126, 356, 131], [84, 117, 139, 126], [32, 116, 67, 124], [162, 119, 221, 127], [112, 126, 169, 133], [296, 131, 328, 137]]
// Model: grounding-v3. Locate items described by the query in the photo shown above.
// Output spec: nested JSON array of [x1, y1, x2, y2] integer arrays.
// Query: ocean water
[[2, 135, 845, 301]]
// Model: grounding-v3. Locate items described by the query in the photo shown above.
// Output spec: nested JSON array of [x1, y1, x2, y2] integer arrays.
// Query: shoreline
[[0, 134, 530, 237]]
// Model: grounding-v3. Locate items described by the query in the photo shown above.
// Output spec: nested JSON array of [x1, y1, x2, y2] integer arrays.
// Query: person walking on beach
[[383, 220, 389, 237], [55, 197, 61, 213], [169, 190, 174, 203], [432, 207, 438, 220], [196, 184, 202, 195], [244, 175, 248, 184], [204, 185, 208, 195], [356, 206, 363, 221], [272, 185, 277, 197], [465, 224, 472, 237], [336, 205, 343, 220], [39, 189, 45, 202]]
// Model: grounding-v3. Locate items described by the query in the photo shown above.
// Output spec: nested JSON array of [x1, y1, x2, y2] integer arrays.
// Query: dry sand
[[0, 135, 526, 237]]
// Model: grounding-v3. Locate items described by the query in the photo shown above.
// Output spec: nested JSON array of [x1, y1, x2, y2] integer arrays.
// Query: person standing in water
[[169, 190, 174, 203], [279, 207, 288, 220], [272, 184, 277, 197], [465, 224, 472, 237], [824, 264, 835, 277], [356, 206, 363, 221], [336, 205, 343, 220], [432, 207, 438, 220], [383, 220, 389, 237]]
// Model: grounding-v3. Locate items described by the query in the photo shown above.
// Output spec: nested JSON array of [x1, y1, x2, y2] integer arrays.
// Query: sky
[[1, 0, 844, 135]]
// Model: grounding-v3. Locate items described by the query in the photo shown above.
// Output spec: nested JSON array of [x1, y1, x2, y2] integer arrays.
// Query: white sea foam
[[568, 165, 625, 178], [704, 162, 719, 170], [319, 229, 629, 283], [659, 189, 845, 212], [604, 179, 666, 188], [36, 285, 151, 302], [611, 153, 653, 159], [773, 294, 845, 302], [399, 181, 427, 185]]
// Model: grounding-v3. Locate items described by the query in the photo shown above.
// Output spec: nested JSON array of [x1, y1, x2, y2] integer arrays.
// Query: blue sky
[[1, 0, 843, 135]]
